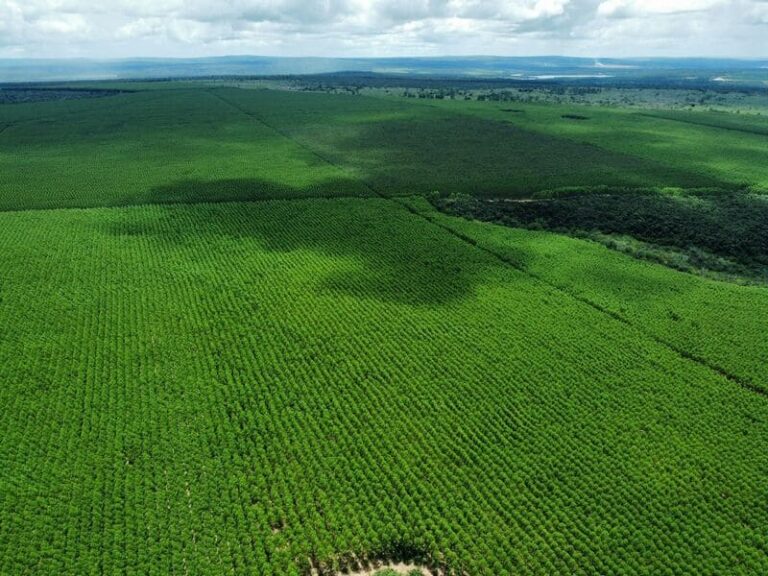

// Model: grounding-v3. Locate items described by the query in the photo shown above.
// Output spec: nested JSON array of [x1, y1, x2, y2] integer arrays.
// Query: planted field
[[424, 98, 768, 191], [638, 109, 768, 137], [1, 198, 767, 575], [407, 197, 768, 393], [2, 86, 755, 212], [220, 88, 726, 195], [1, 84, 768, 576], [0, 89, 369, 210]]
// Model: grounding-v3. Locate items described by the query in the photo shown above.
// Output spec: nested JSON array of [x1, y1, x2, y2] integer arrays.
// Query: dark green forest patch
[[434, 189, 768, 283]]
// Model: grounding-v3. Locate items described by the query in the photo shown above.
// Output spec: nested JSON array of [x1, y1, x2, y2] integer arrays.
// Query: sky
[[0, 0, 766, 59]]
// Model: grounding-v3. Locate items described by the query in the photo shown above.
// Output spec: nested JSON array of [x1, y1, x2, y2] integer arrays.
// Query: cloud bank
[[0, 0, 765, 58]]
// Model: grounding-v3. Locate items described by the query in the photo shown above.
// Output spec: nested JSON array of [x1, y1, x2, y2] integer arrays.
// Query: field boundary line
[[636, 112, 768, 137], [409, 205, 767, 398], [210, 88, 765, 398], [206, 89, 376, 197], [0, 192, 387, 215]]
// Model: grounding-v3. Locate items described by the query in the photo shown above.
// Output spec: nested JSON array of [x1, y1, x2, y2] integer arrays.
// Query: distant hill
[[1, 55, 768, 84]]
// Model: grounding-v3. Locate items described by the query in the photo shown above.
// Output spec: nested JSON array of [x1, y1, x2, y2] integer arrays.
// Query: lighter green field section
[[0, 89, 370, 210], [0, 198, 767, 575], [406, 197, 768, 392]]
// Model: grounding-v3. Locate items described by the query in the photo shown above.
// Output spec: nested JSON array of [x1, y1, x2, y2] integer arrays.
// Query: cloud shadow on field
[[105, 178, 503, 307], [144, 176, 373, 205], [104, 177, 700, 310], [298, 113, 732, 198]]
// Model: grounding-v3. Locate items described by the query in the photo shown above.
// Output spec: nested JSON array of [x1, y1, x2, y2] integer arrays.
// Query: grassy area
[[193, 75, 768, 114], [1, 198, 767, 576]]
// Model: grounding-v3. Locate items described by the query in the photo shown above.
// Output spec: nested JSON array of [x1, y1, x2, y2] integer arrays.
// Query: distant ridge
[[1, 56, 767, 83]]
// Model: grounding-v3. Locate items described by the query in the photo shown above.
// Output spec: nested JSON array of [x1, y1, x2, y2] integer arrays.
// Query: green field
[[0, 89, 369, 210], [1, 84, 767, 575], [3, 86, 756, 211], [420, 98, 768, 191], [406, 197, 768, 393]]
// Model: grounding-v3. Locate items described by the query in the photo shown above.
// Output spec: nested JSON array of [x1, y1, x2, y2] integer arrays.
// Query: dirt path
[[340, 563, 426, 576]]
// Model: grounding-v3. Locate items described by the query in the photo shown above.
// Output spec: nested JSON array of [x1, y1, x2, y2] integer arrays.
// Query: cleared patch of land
[[342, 563, 428, 575]]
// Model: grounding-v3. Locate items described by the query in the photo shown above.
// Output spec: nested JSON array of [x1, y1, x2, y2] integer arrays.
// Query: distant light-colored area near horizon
[[0, 0, 766, 60], [1, 55, 766, 84]]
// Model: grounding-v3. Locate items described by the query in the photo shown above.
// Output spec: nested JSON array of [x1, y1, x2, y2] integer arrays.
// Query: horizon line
[[2, 54, 768, 62]]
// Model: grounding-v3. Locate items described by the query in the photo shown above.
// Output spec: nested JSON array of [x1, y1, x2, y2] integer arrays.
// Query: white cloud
[[598, 0, 724, 18], [749, 0, 768, 23], [115, 18, 163, 40], [35, 13, 89, 34], [0, 0, 766, 58]]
